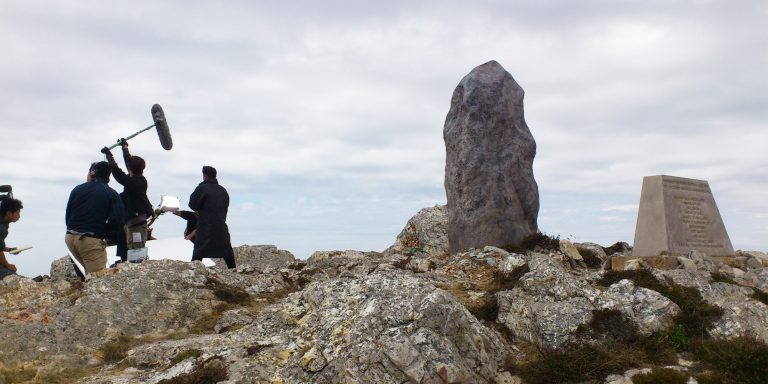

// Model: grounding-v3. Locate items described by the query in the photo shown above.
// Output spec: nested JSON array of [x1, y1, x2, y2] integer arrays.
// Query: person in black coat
[[188, 166, 236, 269], [101, 140, 153, 262]]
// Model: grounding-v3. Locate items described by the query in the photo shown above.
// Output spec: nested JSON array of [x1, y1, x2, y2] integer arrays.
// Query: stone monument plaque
[[632, 175, 734, 257]]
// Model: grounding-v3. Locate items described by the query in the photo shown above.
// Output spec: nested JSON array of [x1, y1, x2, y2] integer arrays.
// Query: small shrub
[[693, 371, 724, 384], [205, 278, 251, 306], [101, 334, 138, 363], [576, 309, 638, 343], [287, 262, 306, 271], [391, 254, 412, 269], [692, 337, 768, 384], [597, 270, 723, 342], [662, 324, 689, 351], [246, 344, 273, 356], [663, 282, 723, 340], [750, 288, 768, 306], [520, 232, 560, 252], [512, 343, 643, 384], [170, 349, 203, 366], [578, 248, 603, 268], [576, 309, 677, 365], [710, 272, 736, 285], [157, 357, 228, 384], [191, 303, 234, 334], [469, 294, 499, 321], [500, 243, 526, 255], [465, 265, 529, 322], [604, 241, 630, 255], [488, 265, 530, 294], [632, 367, 689, 384], [597, 269, 666, 293]]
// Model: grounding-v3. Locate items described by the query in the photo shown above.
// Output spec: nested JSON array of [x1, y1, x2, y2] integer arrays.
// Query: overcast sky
[[1, 0, 766, 277]]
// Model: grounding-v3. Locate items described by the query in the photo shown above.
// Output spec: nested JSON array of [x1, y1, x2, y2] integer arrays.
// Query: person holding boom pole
[[101, 140, 154, 263]]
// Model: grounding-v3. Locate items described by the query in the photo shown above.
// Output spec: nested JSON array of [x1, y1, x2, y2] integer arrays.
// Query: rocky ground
[[1, 205, 767, 383]]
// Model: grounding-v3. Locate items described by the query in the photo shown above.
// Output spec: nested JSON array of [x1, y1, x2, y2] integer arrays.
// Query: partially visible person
[[172, 209, 198, 243], [188, 166, 236, 269], [101, 140, 153, 263], [65, 161, 124, 274], [0, 198, 23, 279]]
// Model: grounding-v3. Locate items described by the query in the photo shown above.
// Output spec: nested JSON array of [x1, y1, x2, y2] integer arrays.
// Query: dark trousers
[[192, 254, 236, 269]]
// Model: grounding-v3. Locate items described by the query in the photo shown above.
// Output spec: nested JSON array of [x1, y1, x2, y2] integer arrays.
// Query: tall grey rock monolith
[[444, 61, 539, 253], [632, 175, 734, 256]]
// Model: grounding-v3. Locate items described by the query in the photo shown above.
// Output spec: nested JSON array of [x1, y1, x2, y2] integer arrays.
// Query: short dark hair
[[90, 161, 111, 180], [128, 156, 146, 175], [0, 198, 23, 217], [202, 165, 217, 179]]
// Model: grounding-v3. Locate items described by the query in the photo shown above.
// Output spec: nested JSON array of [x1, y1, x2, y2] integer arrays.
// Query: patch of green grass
[[32, 367, 95, 384], [0, 365, 37, 383], [632, 367, 689, 384], [692, 337, 768, 384], [157, 357, 228, 384], [170, 349, 203, 366]]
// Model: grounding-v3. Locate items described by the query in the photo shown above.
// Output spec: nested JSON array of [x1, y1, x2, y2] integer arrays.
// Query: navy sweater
[[65, 179, 124, 239]]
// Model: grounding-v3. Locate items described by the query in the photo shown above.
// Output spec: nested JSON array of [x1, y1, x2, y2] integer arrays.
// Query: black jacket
[[189, 179, 234, 259], [106, 148, 153, 222]]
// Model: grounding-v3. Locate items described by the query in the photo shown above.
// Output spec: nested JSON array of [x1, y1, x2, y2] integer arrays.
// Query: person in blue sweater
[[64, 161, 124, 274]]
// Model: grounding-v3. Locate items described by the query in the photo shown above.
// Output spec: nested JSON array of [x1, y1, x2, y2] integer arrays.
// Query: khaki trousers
[[65, 234, 107, 274]]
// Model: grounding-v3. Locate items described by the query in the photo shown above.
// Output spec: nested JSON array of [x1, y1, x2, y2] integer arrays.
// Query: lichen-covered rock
[[49, 256, 82, 283], [496, 254, 600, 348], [212, 244, 295, 272], [575, 242, 609, 264], [598, 279, 681, 334], [385, 205, 449, 257], [274, 270, 505, 383], [444, 60, 539, 253], [497, 288, 594, 349]]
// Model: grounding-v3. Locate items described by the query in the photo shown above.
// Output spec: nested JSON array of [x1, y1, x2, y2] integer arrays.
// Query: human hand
[[7, 263, 17, 273], [119, 138, 128, 148], [101, 147, 112, 155]]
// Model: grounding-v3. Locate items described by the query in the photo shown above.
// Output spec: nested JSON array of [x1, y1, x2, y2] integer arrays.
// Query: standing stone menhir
[[444, 61, 539, 253], [632, 175, 734, 257]]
